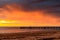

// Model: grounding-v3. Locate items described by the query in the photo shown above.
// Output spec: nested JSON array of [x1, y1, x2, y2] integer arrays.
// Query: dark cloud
[[0, 0, 60, 17]]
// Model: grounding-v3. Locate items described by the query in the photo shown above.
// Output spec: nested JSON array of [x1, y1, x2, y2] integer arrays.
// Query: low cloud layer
[[0, 0, 60, 17]]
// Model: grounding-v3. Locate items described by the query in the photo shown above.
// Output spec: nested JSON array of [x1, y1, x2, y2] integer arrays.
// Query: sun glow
[[0, 20, 18, 23]]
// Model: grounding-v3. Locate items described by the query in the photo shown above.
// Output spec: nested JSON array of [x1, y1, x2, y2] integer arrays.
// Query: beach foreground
[[0, 27, 60, 40]]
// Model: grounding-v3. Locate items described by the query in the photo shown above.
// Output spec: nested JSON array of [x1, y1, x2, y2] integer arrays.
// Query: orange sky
[[0, 5, 60, 27]]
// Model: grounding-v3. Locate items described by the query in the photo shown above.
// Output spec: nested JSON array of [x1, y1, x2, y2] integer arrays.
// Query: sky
[[0, 0, 60, 26]]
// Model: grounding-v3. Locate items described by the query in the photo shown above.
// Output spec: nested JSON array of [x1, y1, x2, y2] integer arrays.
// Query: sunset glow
[[0, 4, 60, 27]]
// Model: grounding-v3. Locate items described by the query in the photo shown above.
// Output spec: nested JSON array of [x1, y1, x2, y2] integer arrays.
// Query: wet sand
[[0, 27, 60, 40]]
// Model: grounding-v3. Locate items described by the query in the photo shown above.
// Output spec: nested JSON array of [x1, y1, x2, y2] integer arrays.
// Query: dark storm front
[[0, 27, 60, 40], [0, 0, 60, 17]]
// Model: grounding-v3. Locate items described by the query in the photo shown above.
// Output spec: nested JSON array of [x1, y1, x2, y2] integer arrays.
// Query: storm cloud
[[0, 0, 60, 17]]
